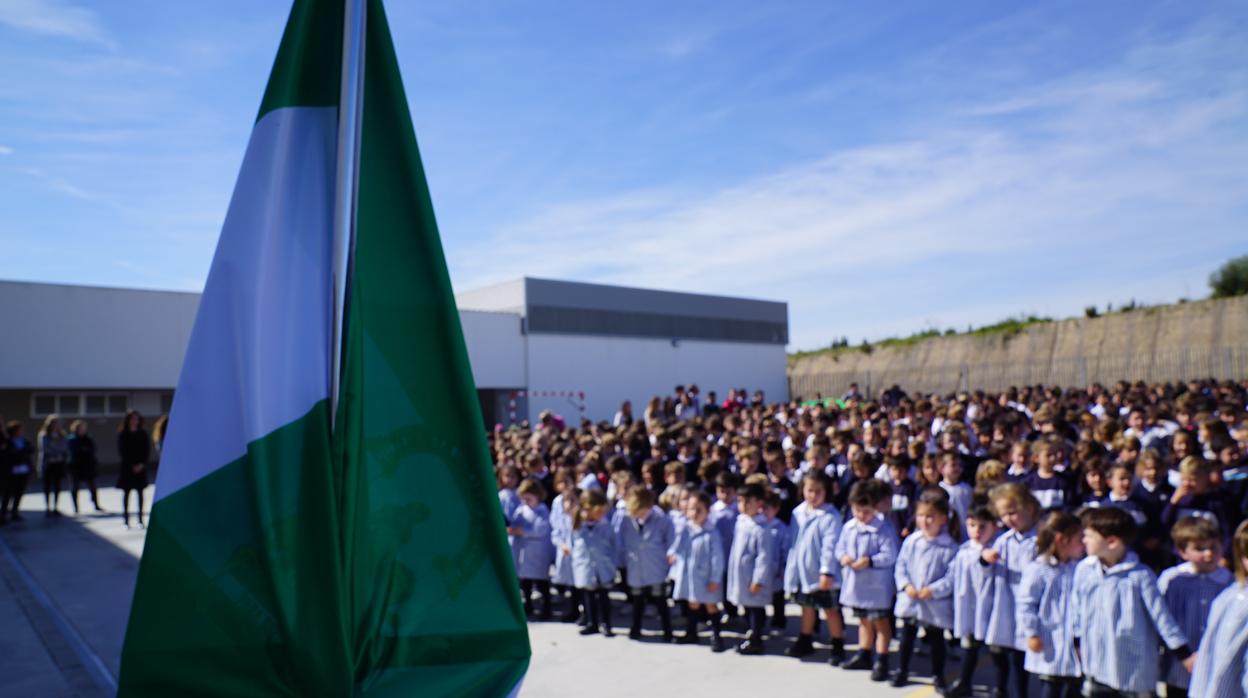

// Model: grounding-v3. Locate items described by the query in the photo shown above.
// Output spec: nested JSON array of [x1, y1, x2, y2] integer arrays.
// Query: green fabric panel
[[119, 400, 353, 696], [335, 0, 530, 692], [256, 0, 343, 121]]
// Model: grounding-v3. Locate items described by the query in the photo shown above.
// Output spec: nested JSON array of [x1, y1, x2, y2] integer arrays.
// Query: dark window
[[58, 394, 81, 415], [108, 394, 129, 415], [33, 394, 56, 416], [85, 395, 107, 415]]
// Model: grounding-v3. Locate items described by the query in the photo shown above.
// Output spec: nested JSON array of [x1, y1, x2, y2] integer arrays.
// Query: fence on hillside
[[788, 345, 1248, 400]]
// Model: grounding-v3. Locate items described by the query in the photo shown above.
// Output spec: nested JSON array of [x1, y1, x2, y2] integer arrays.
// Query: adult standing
[[38, 414, 70, 517], [116, 410, 150, 529], [68, 419, 103, 514], [2, 421, 34, 523]]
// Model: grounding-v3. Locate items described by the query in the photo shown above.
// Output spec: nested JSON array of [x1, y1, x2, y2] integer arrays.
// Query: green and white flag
[[119, 0, 530, 694]]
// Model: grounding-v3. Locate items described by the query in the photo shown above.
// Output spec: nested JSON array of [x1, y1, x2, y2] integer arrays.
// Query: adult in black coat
[[69, 419, 104, 514], [1, 420, 34, 523], [116, 410, 151, 528]]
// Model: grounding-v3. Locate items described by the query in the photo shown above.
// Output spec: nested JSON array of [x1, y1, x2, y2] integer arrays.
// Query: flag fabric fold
[[119, 1, 530, 694]]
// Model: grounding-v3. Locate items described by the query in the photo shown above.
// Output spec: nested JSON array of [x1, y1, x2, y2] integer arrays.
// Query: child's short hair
[[1031, 439, 1054, 457], [573, 489, 608, 529], [1035, 510, 1082, 560], [1234, 520, 1248, 582], [744, 472, 769, 488], [801, 469, 831, 493], [657, 485, 684, 513], [1106, 461, 1134, 479], [739, 483, 767, 502], [1136, 448, 1163, 475], [626, 486, 656, 514], [1178, 456, 1213, 479], [1080, 506, 1137, 547], [987, 483, 1040, 518], [966, 503, 997, 525], [847, 480, 877, 508], [975, 459, 1006, 486], [715, 471, 741, 491], [761, 490, 781, 510], [1171, 516, 1221, 551], [517, 479, 546, 501], [664, 461, 686, 479], [687, 489, 712, 509]]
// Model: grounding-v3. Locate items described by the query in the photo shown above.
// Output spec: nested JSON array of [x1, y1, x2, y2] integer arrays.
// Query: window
[[85, 395, 107, 416], [33, 392, 131, 417], [33, 394, 56, 416], [160, 392, 174, 414], [58, 395, 81, 415]]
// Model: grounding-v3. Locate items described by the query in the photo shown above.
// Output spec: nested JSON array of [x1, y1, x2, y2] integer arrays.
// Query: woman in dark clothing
[[2, 421, 34, 523], [116, 410, 150, 529], [68, 419, 103, 514], [39, 414, 70, 517]]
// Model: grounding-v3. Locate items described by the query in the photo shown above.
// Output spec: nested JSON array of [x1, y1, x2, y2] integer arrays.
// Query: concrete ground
[[0, 489, 986, 697]]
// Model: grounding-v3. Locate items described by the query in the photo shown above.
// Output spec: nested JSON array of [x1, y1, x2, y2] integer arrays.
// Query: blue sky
[[1, 1, 1245, 350]]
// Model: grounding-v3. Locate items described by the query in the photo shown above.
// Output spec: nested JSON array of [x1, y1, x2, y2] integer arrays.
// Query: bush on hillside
[[1210, 254, 1248, 298]]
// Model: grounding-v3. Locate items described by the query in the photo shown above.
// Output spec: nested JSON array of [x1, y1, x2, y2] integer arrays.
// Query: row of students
[[507, 469, 1248, 697]]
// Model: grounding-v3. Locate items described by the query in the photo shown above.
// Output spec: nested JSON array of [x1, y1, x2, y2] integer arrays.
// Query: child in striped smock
[[761, 492, 790, 631], [782, 470, 846, 666], [508, 479, 555, 619], [1018, 511, 1085, 698], [836, 479, 900, 682], [667, 490, 727, 652], [1190, 519, 1248, 698], [1073, 506, 1192, 697], [891, 488, 959, 689], [571, 489, 618, 637], [982, 483, 1040, 698], [726, 484, 778, 656], [945, 504, 1000, 698], [1159, 517, 1234, 698], [550, 481, 581, 622], [618, 487, 675, 642]]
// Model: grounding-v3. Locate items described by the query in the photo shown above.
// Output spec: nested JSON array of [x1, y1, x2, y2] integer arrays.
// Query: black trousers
[[1036, 675, 1080, 698], [990, 646, 1027, 698], [897, 620, 947, 678]]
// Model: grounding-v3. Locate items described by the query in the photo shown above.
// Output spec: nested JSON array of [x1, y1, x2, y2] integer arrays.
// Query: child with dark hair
[[726, 484, 778, 655], [1073, 507, 1192, 696], [1158, 517, 1233, 697], [1189, 519, 1248, 697], [891, 489, 958, 688], [945, 504, 1000, 698], [508, 479, 555, 619], [886, 456, 917, 538], [1019, 511, 1084, 698], [836, 479, 900, 681], [783, 470, 847, 665]]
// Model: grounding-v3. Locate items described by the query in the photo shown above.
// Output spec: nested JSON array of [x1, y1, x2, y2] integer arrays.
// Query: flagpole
[[331, 0, 367, 425]]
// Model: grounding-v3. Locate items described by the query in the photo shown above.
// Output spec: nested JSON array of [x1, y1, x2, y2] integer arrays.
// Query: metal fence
[[788, 346, 1248, 399]]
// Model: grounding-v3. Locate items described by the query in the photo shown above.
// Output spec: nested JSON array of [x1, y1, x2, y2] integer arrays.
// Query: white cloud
[[0, 145, 13, 155], [0, 0, 114, 48], [449, 26, 1248, 350]]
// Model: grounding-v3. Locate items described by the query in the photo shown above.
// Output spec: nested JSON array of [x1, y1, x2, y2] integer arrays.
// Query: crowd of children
[[494, 380, 1248, 697]]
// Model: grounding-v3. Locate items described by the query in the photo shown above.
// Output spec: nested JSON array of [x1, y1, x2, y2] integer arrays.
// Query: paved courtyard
[[1, 491, 969, 697]]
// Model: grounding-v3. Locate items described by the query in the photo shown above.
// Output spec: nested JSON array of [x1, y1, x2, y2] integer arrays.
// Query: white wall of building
[[523, 334, 788, 423], [459, 310, 525, 389]]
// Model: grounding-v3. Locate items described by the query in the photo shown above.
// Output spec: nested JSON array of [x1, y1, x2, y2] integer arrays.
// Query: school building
[[0, 277, 788, 466]]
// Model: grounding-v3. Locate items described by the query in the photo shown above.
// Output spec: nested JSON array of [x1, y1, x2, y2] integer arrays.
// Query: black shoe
[[933, 676, 948, 694], [771, 615, 786, 630], [628, 628, 642, 640], [941, 680, 972, 698], [599, 623, 614, 638], [870, 657, 890, 682], [828, 644, 847, 667], [842, 650, 872, 670], [889, 671, 909, 687], [579, 625, 599, 636], [737, 640, 764, 656], [677, 631, 699, 645], [561, 609, 579, 624], [785, 635, 815, 658], [711, 635, 727, 653], [661, 631, 674, 643], [987, 689, 1006, 698]]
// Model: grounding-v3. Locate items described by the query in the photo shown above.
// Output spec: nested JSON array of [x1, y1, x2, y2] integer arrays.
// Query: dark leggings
[[771, 590, 786, 624], [990, 646, 1027, 698], [582, 588, 611, 627], [71, 476, 101, 513], [2, 474, 30, 517], [630, 587, 672, 635], [1037, 676, 1081, 698], [121, 488, 145, 526], [43, 463, 66, 511], [519, 579, 552, 614], [897, 620, 947, 678], [746, 606, 767, 637]]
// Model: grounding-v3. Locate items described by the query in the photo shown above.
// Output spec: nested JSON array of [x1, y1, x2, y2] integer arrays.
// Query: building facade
[[0, 277, 788, 468]]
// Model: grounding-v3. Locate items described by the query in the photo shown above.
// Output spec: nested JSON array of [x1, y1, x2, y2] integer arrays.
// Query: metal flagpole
[[331, 0, 367, 426]]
